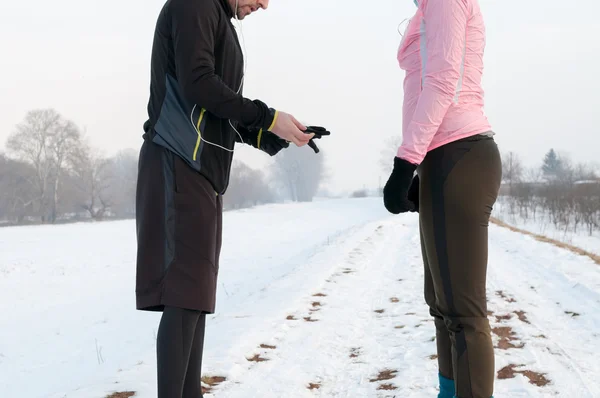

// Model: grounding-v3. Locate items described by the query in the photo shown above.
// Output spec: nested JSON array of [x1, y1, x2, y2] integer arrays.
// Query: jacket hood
[[218, 0, 234, 18]]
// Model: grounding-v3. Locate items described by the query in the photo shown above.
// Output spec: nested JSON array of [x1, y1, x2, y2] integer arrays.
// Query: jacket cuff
[[264, 108, 278, 131]]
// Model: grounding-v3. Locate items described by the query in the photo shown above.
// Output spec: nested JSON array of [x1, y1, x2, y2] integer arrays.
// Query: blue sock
[[438, 373, 454, 398]]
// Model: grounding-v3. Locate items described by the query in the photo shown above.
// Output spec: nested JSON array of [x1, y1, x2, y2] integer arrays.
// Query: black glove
[[383, 157, 418, 214], [303, 126, 330, 153], [240, 128, 290, 156], [407, 174, 419, 213]]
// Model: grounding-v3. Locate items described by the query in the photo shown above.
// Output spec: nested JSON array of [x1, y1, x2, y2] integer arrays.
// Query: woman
[[383, 1, 501, 397]]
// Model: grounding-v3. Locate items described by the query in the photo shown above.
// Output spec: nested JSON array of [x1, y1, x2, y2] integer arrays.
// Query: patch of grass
[[307, 383, 321, 390], [286, 315, 297, 320], [514, 310, 530, 324], [377, 383, 398, 390], [429, 354, 438, 360], [202, 376, 227, 385], [369, 369, 398, 382], [105, 393, 135, 398], [565, 311, 581, 317], [304, 316, 318, 322], [522, 370, 551, 387], [492, 326, 525, 350], [313, 293, 327, 297], [374, 309, 385, 314], [247, 354, 269, 362], [496, 290, 517, 303], [390, 297, 400, 303], [495, 314, 512, 322], [497, 364, 550, 387], [260, 344, 276, 349], [201, 375, 227, 394]]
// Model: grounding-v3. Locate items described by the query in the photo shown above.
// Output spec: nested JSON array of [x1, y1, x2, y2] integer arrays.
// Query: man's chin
[[235, 9, 249, 19]]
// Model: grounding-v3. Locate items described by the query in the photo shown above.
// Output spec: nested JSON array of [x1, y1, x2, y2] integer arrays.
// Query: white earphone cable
[[189, 0, 247, 153]]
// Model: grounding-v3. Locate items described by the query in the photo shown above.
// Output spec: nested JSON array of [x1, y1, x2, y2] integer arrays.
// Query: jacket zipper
[[192, 108, 206, 161]]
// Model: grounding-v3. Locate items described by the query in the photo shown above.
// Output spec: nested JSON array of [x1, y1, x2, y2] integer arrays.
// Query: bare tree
[[379, 135, 402, 175], [224, 160, 274, 210], [48, 119, 82, 222], [6, 109, 82, 223], [6, 109, 60, 222], [70, 142, 112, 220], [0, 153, 37, 224], [105, 149, 139, 218], [273, 145, 326, 202], [502, 151, 523, 196]]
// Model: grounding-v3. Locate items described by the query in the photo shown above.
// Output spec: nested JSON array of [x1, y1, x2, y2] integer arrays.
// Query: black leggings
[[157, 306, 207, 398]]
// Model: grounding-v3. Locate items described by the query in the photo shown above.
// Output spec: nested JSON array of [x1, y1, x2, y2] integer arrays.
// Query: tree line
[[500, 149, 600, 236], [0, 109, 138, 225], [1, 109, 326, 226], [223, 139, 326, 209]]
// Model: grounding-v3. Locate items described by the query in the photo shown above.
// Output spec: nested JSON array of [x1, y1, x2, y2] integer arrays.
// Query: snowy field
[[1, 197, 599, 398], [492, 197, 600, 256]]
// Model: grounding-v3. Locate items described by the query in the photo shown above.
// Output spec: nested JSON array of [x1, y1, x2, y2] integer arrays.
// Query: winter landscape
[[2, 1, 600, 397], [1, 195, 599, 397]]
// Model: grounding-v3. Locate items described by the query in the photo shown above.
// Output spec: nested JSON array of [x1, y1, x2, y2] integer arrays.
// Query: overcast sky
[[1, 0, 598, 193]]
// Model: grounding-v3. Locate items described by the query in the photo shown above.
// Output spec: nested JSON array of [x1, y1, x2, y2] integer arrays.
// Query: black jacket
[[143, 0, 277, 194]]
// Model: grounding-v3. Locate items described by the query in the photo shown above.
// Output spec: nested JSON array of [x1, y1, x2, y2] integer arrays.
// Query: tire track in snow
[[211, 219, 439, 397]]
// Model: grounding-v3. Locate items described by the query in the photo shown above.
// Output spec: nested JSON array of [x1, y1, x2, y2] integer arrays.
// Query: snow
[[493, 197, 600, 256], [1, 197, 599, 397]]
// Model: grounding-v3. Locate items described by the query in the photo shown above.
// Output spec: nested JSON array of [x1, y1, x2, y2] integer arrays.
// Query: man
[[135, 0, 329, 397]]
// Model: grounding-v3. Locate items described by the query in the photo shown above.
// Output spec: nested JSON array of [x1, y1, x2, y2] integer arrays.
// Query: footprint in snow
[[349, 347, 362, 358]]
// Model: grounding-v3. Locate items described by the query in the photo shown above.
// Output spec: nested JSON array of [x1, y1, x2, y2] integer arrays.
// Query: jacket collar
[[218, 0, 235, 18]]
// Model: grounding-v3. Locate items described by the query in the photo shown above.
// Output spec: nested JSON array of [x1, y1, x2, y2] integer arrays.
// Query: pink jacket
[[396, 0, 492, 165]]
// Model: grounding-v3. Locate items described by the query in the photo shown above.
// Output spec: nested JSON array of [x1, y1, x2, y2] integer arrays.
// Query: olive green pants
[[418, 135, 502, 398]]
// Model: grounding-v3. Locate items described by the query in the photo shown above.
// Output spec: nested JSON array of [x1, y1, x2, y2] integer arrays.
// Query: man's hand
[[383, 157, 418, 214], [270, 111, 314, 147]]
